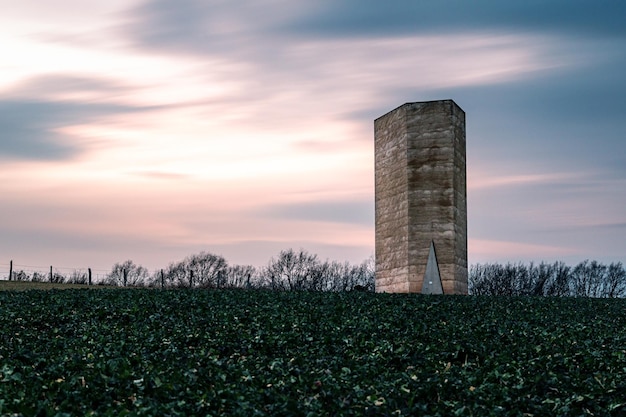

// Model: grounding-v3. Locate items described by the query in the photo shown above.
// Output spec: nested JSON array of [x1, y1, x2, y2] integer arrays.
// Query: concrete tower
[[375, 100, 467, 294]]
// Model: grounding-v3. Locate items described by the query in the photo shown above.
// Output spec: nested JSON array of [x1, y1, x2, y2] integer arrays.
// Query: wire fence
[[0, 260, 110, 284]]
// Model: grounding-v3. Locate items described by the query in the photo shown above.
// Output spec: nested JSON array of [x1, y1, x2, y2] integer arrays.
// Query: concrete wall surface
[[375, 100, 467, 294]]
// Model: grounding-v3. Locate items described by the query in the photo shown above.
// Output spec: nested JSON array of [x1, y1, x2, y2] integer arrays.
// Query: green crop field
[[0, 281, 119, 291], [0, 289, 625, 416]]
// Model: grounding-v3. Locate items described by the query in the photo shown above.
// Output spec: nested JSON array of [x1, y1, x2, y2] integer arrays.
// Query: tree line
[[106, 249, 375, 291], [469, 260, 626, 298], [5, 249, 375, 292], [6, 268, 92, 285], [7, 254, 626, 297]]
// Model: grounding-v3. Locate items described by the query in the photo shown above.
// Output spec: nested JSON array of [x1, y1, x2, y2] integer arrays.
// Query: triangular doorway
[[422, 241, 444, 294]]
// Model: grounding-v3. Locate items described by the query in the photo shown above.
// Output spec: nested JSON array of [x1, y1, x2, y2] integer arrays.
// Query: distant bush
[[469, 260, 626, 297]]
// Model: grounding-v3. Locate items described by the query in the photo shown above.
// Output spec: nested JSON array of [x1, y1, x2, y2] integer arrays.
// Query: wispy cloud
[[129, 170, 190, 181], [468, 171, 586, 190], [124, 0, 588, 119], [2, 74, 129, 102], [1, 0, 625, 271], [259, 198, 373, 226], [0, 75, 153, 161], [0, 99, 136, 161], [470, 238, 580, 263], [283, 0, 626, 39], [582, 222, 626, 231]]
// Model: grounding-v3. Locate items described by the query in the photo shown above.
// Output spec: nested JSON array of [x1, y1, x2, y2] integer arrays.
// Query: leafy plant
[[0, 290, 624, 415]]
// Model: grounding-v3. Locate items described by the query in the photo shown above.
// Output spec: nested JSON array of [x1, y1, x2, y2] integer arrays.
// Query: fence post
[[9, 260, 12, 281], [88, 268, 92, 286], [49, 266, 53, 282]]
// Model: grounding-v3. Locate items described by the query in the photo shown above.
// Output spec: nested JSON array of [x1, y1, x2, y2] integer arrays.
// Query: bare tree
[[163, 261, 188, 288], [225, 264, 257, 288], [105, 260, 148, 287], [543, 262, 571, 297], [469, 262, 554, 296], [605, 262, 626, 298], [352, 256, 375, 291], [469, 260, 626, 298], [570, 260, 606, 298], [262, 249, 320, 291], [68, 270, 88, 284], [324, 259, 374, 292], [50, 272, 66, 284], [186, 252, 228, 288], [469, 263, 518, 296], [260, 249, 374, 292], [157, 252, 228, 288], [13, 270, 29, 281], [31, 271, 46, 282]]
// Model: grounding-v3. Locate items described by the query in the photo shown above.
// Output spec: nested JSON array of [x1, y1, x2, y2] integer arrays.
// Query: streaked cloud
[[582, 222, 626, 231], [468, 171, 586, 190], [470, 238, 580, 262], [123, 0, 594, 124], [0, 0, 625, 272], [0, 99, 136, 160], [2, 74, 129, 102], [0, 75, 153, 161], [283, 0, 626, 38], [259, 199, 373, 226], [129, 170, 191, 181]]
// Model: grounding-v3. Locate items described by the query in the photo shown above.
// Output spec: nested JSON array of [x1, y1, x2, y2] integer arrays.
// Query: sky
[[1, 0, 625, 277]]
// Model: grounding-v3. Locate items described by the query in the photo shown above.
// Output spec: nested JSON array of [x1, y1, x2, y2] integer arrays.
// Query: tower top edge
[[374, 99, 464, 122]]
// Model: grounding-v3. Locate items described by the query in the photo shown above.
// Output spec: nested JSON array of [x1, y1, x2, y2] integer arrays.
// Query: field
[[0, 281, 120, 291], [1, 289, 625, 416]]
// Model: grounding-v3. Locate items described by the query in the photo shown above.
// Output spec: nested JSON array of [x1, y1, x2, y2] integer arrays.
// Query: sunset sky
[[1, 1, 625, 277]]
